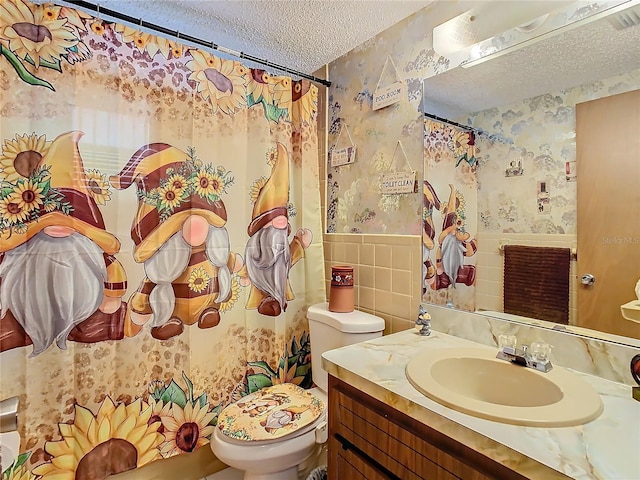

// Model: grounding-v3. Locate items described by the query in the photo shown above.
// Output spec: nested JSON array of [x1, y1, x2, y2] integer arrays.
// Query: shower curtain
[[0, 1, 325, 478], [422, 119, 478, 312]]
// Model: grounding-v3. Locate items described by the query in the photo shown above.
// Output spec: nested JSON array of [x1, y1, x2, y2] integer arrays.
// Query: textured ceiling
[[88, 0, 434, 74], [423, 5, 640, 118], [54, 0, 639, 110]]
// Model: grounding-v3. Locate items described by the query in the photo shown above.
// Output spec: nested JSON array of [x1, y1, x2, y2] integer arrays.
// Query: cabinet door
[[330, 437, 390, 480], [329, 376, 527, 480]]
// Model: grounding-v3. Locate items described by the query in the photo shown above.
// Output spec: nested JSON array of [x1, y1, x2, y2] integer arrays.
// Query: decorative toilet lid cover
[[217, 383, 325, 442]]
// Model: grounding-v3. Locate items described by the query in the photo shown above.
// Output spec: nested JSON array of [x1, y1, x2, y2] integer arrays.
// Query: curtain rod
[[423, 112, 475, 132], [424, 112, 509, 142], [61, 0, 331, 87]]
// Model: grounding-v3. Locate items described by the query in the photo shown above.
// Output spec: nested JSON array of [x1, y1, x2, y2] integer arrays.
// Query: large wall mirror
[[421, 0, 640, 341]]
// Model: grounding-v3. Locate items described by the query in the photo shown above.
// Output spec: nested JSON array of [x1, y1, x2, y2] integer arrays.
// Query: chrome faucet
[[496, 335, 553, 373]]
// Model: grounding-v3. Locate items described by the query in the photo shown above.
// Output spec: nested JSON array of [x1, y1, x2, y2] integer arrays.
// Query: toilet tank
[[307, 302, 384, 393]]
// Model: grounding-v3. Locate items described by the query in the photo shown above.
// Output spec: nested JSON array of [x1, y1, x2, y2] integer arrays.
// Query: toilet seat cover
[[217, 383, 325, 442]]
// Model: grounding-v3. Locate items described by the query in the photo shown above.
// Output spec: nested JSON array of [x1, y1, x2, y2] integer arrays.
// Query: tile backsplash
[[323, 234, 423, 335]]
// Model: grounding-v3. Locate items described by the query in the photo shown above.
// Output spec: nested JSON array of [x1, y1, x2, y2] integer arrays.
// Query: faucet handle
[[530, 341, 552, 363], [498, 334, 517, 350]]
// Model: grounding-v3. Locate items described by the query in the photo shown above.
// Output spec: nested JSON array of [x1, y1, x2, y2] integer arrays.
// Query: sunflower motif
[[292, 82, 318, 126], [448, 130, 472, 158], [32, 397, 163, 479], [167, 173, 188, 196], [2, 463, 36, 480], [114, 24, 171, 59], [169, 41, 184, 58], [0, 0, 80, 68], [90, 20, 105, 36], [85, 169, 111, 205], [58, 5, 92, 33], [246, 69, 277, 104], [193, 170, 223, 199], [219, 276, 241, 313], [249, 177, 267, 204], [188, 266, 210, 294], [265, 148, 277, 167], [159, 401, 215, 457], [0, 133, 51, 182], [186, 50, 247, 114], [147, 396, 172, 435], [455, 191, 467, 211], [272, 76, 292, 109], [158, 183, 182, 211], [13, 178, 44, 213], [0, 194, 29, 225], [41, 4, 60, 23]]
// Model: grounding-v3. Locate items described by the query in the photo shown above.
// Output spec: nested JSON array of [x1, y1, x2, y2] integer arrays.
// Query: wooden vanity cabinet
[[327, 375, 528, 480]]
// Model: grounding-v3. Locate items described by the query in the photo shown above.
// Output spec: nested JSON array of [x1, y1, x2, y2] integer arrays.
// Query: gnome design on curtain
[[422, 180, 441, 294], [242, 143, 312, 316], [432, 184, 477, 290], [0, 131, 127, 355], [110, 143, 243, 341]]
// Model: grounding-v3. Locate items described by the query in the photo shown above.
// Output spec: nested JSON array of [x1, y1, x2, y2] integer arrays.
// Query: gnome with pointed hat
[[0, 131, 127, 355], [241, 143, 312, 316], [109, 142, 243, 341], [433, 184, 477, 290], [422, 180, 441, 294]]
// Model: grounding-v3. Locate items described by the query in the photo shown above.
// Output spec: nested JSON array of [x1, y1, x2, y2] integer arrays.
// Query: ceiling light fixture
[[432, 1, 573, 65], [458, 0, 640, 69]]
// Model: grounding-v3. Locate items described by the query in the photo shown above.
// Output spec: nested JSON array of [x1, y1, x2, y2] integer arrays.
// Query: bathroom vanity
[[328, 376, 523, 479], [323, 330, 640, 479]]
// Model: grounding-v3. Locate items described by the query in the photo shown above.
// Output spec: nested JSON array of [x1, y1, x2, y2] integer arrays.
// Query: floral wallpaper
[[471, 68, 640, 235], [326, 0, 639, 240], [326, 3, 461, 234], [326, 0, 639, 322], [0, 0, 325, 478]]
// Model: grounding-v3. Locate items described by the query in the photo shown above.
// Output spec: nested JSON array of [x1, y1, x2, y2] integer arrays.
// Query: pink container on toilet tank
[[328, 265, 354, 313]]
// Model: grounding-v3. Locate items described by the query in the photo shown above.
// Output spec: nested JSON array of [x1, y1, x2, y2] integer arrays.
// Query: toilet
[[210, 302, 384, 480]]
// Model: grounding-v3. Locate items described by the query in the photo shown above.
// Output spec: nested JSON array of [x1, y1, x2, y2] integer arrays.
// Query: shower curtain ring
[[96, 3, 100, 18]]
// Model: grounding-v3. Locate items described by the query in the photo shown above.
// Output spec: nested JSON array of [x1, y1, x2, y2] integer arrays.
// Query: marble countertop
[[322, 329, 640, 480]]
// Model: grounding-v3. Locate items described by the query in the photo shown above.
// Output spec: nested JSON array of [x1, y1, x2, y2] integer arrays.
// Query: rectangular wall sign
[[381, 171, 416, 194]]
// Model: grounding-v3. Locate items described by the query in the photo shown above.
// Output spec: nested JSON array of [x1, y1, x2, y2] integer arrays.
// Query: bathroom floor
[[202, 468, 243, 479], [201, 463, 327, 479]]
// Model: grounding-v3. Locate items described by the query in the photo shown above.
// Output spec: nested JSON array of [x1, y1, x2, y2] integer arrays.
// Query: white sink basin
[[406, 347, 603, 427]]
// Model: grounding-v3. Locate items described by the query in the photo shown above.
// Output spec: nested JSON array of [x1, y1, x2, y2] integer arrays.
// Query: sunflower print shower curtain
[[0, 1, 325, 478]]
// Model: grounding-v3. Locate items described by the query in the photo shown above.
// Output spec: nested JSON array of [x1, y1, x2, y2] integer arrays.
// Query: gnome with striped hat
[[109, 143, 243, 340], [0, 131, 127, 355]]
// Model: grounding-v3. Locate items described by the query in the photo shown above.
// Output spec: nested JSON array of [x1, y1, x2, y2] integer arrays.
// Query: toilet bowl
[[211, 387, 327, 480], [210, 303, 384, 480]]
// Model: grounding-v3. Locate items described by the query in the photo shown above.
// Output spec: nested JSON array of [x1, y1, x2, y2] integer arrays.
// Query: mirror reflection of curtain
[[422, 119, 478, 311], [0, 0, 325, 477]]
